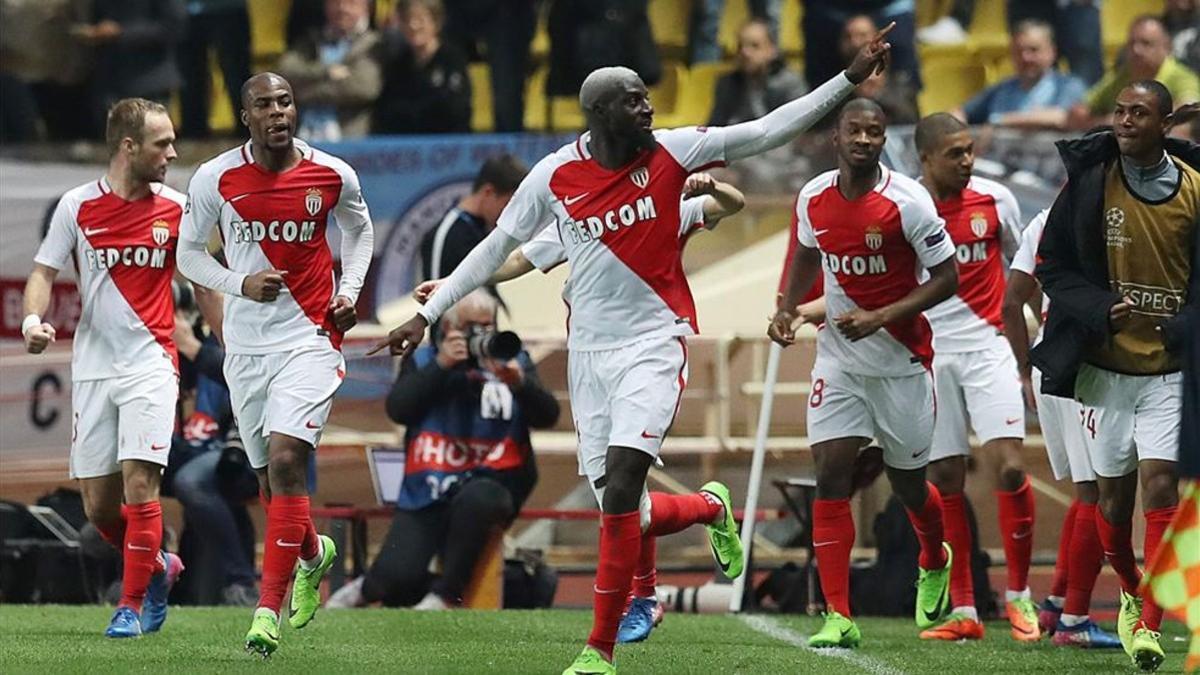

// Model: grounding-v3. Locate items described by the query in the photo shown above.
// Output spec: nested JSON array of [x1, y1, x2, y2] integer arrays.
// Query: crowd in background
[[2, 0, 1198, 145]]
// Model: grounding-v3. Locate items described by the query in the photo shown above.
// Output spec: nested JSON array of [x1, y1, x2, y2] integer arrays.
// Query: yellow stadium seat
[[248, 0, 291, 65], [918, 58, 988, 115], [916, 0, 955, 27], [779, 0, 803, 58], [550, 95, 585, 132], [1102, 0, 1165, 47], [524, 65, 549, 131], [469, 63, 494, 132], [209, 53, 236, 133], [966, 0, 1008, 50], [676, 61, 733, 127], [530, 4, 550, 65], [648, 0, 693, 58], [718, 0, 750, 57], [647, 62, 686, 127]]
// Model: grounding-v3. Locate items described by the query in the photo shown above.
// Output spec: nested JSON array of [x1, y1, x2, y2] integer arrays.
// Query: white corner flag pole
[[729, 341, 783, 613]]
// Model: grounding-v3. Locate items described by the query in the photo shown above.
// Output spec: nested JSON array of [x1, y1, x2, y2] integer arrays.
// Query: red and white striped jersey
[[180, 140, 372, 354], [495, 127, 726, 351], [521, 196, 709, 272], [923, 176, 1023, 353], [1009, 208, 1050, 344], [796, 166, 956, 376], [34, 178, 184, 381]]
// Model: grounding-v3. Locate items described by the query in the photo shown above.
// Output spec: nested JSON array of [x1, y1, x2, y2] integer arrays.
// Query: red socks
[[632, 535, 657, 599], [1096, 509, 1142, 595], [96, 510, 165, 584], [997, 477, 1035, 593], [645, 492, 722, 537], [1064, 502, 1103, 616], [1050, 499, 1080, 599], [1141, 506, 1176, 630], [906, 482, 949, 570], [587, 511, 642, 660], [258, 495, 313, 613], [118, 501, 163, 610], [812, 498, 855, 616], [941, 492, 975, 609]]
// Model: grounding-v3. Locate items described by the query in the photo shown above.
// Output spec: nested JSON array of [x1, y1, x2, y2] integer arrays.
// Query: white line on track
[[737, 614, 906, 675]]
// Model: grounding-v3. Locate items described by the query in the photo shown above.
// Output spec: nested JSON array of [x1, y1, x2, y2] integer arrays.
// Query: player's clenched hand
[[368, 314, 429, 357], [683, 173, 717, 198], [329, 295, 357, 332], [412, 279, 443, 304], [845, 21, 894, 84], [768, 309, 799, 347], [23, 323, 56, 354], [1108, 296, 1135, 332], [242, 269, 287, 302], [834, 308, 884, 341]]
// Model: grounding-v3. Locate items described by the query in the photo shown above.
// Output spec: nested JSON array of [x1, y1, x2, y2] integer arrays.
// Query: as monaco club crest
[[305, 187, 323, 216], [865, 225, 883, 251], [630, 167, 649, 189], [970, 212, 988, 238], [151, 219, 170, 246]]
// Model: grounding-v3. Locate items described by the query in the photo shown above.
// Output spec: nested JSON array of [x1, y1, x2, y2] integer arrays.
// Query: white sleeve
[[721, 72, 855, 162], [677, 196, 708, 236], [494, 156, 557, 242], [1010, 210, 1047, 276], [33, 197, 78, 271], [994, 185, 1024, 260], [332, 167, 374, 303], [521, 223, 567, 271], [177, 166, 247, 296], [418, 228, 523, 323], [795, 193, 818, 248], [901, 189, 956, 268], [657, 127, 728, 173]]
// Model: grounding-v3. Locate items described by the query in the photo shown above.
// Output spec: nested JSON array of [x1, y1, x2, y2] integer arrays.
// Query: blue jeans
[[172, 450, 256, 590]]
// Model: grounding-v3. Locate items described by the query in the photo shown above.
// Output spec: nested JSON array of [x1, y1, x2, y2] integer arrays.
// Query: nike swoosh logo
[[83, 227, 108, 236], [563, 192, 589, 206], [813, 541, 837, 548], [275, 539, 302, 547], [151, 443, 167, 451], [1005, 418, 1022, 425], [127, 544, 153, 551], [305, 421, 320, 430], [923, 606, 943, 623], [1012, 530, 1032, 540], [813, 229, 829, 236], [912, 448, 928, 458], [709, 540, 731, 573], [640, 430, 660, 439]]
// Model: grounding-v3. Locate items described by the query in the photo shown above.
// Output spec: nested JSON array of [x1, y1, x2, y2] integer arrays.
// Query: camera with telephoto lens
[[466, 325, 522, 361]]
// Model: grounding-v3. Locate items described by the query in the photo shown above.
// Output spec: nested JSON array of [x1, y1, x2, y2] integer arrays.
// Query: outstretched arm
[[722, 24, 893, 162], [412, 249, 537, 304]]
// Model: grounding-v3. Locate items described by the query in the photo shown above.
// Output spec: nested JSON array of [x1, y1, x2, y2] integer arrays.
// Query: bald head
[[241, 72, 293, 109], [914, 112, 968, 156], [579, 66, 644, 112]]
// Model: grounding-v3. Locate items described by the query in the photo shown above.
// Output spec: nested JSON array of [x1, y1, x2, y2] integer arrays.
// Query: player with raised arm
[[1003, 209, 1122, 649], [769, 99, 959, 648], [372, 26, 892, 674], [912, 113, 1039, 642], [21, 98, 188, 638], [176, 72, 375, 657], [414, 173, 743, 646]]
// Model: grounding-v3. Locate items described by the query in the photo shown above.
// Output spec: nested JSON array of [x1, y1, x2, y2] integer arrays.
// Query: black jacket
[[1031, 132, 1200, 398], [708, 59, 807, 127], [1175, 303, 1199, 477], [372, 32, 471, 135]]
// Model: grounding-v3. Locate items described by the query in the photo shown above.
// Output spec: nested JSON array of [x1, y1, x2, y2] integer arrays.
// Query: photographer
[[332, 289, 559, 609]]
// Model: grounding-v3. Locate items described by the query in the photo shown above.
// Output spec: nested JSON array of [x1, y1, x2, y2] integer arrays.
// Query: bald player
[[177, 72, 375, 657], [372, 26, 892, 675]]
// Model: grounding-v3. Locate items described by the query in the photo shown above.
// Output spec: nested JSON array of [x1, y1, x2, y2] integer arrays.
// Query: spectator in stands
[[689, 0, 781, 64], [953, 19, 1087, 129], [803, 0, 921, 97], [179, 0, 251, 138], [0, 0, 91, 142], [1071, 15, 1200, 129], [373, 0, 472, 135], [420, 154, 527, 289], [707, 19, 806, 126], [1009, 0, 1103, 85], [75, 0, 187, 136], [277, 0, 383, 141], [546, 0, 661, 103], [837, 14, 919, 125], [328, 290, 559, 609], [442, 0, 536, 132], [1164, 0, 1200, 73]]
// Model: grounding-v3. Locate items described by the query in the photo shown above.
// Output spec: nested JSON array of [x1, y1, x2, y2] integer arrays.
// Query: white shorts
[[70, 368, 178, 479], [806, 360, 935, 471], [1075, 364, 1181, 478], [1033, 367, 1095, 483], [930, 338, 1026, 461], [224, 346, 346, 470], [569, 335, 688, 490]]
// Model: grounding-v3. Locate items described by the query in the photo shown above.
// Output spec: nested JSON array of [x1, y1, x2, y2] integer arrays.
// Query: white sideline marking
[[737, 614, 905, 675]]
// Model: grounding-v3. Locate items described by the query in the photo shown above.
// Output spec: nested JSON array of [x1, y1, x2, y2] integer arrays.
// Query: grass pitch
[[0, 605, 1191, 674]]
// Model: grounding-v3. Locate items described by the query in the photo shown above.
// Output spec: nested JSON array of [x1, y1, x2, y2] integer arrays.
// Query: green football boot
[[561, 646, 616, 675], [700, 481, 744, 579], [289, 534, 337, 629], [244, 608, 280, 658], [808, 611, 862, 649], [1130, 624, 1165, 672], [915, 542, 953, 629], [1117, 590, 1143, 655]]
